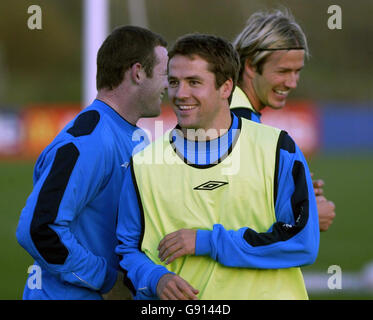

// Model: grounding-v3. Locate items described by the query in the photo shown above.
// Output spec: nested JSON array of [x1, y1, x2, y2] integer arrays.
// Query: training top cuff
[[195, 229, 212, 256], [149, 267, 174, 297]]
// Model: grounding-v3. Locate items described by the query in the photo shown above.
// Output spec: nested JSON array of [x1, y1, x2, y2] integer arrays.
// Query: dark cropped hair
[[168, 33, 240, 93], [96, 25, 167, 90]]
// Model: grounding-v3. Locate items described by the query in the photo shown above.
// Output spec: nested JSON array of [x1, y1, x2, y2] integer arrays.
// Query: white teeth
[[178, 105, 196, 110], [274, 89, 289, 95]]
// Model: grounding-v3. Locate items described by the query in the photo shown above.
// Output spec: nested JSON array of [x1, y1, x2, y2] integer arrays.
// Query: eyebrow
[[168, 75, 204, 81], [276, 66, 304, 71]]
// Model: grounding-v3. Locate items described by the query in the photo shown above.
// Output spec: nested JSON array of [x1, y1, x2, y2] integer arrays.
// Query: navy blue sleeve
[[115, 163, 171, 299], [195, 132, 319, 269]]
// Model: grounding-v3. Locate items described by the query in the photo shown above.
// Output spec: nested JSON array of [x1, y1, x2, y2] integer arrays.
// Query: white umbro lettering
[[282, 223, 293, 229], [121, 162, 129, 168]]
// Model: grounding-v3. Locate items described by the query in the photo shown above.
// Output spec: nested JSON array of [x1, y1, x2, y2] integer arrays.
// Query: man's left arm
[[158, 133, 320, 269]]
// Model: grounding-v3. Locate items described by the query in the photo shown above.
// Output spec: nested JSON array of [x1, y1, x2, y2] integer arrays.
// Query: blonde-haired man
[[231, 9, 336, 232]]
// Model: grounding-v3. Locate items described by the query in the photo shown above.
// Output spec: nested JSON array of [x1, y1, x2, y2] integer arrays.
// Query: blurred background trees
[[0, 0, 372, 106]]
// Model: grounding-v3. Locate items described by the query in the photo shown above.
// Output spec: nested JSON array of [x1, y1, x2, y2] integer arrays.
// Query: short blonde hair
[[233, 9, 309, 82]]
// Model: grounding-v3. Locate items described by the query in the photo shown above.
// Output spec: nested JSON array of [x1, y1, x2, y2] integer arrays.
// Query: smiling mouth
[[273, 89, 289, 97], [177, 105, 197, 111]]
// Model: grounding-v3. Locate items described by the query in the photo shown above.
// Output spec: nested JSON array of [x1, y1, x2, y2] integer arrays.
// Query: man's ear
[[220, 78, 234, 100], [244, 59, 257, 79], [130, 62, 146, 84]]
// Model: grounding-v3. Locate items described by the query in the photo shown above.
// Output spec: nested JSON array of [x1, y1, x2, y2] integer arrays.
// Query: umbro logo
[[194, 181, 228, 191]]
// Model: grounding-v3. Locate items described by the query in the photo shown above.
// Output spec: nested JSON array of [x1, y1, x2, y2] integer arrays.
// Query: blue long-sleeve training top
[[115, 112, 319, 299], [16, 99, 149, 300]]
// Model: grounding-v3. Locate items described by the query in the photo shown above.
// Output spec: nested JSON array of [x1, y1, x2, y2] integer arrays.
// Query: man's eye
[[168, 80, 178, 87]]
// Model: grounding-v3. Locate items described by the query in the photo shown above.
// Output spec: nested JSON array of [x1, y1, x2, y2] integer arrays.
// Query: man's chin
[[143, 109, 161, 118], [176, 119, 198, 131], [268, 102, 286, 110]]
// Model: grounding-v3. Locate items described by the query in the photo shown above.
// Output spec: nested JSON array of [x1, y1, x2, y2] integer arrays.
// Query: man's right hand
[[157, 273, 199, 300]]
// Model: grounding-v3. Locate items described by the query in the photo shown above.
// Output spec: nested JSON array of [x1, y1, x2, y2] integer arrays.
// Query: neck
[[239, 75, 265, 113], [96, 88, 140, 125]]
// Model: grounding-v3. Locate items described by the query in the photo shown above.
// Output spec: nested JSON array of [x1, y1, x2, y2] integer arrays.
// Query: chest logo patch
[[194, 181, 228, 191]]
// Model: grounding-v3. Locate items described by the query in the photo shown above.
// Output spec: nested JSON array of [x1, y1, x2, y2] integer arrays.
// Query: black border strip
[[274, 131, 285, 205], [244, 160, 309, 247]]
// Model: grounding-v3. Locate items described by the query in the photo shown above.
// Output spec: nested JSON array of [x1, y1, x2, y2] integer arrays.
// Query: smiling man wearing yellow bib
[[115, 33, 319, 300]]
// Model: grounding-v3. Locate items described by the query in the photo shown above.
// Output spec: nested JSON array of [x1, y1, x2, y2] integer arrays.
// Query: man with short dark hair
[[16, 25, 168, 300], [116, 33, 319, 300]]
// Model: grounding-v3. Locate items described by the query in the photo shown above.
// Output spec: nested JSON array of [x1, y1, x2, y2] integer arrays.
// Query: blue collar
[[170, 113, 242, 167]]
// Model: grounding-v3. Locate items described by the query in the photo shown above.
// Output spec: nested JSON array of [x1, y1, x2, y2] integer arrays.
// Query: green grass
[[306, 154, 373, 272], [305, 154, 373, 300], [0, 160, 34, 299], [1, 154, 372, 299]]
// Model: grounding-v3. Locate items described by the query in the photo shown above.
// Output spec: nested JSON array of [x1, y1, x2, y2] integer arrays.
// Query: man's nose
[[285, 72, 299, 89], [174, 82, 189, 99]]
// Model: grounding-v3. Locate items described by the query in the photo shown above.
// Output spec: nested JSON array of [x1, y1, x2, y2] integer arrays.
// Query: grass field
[[305, 153, 373, 299], [0, 160, 34, 300], [1, 154, 372, 300]]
